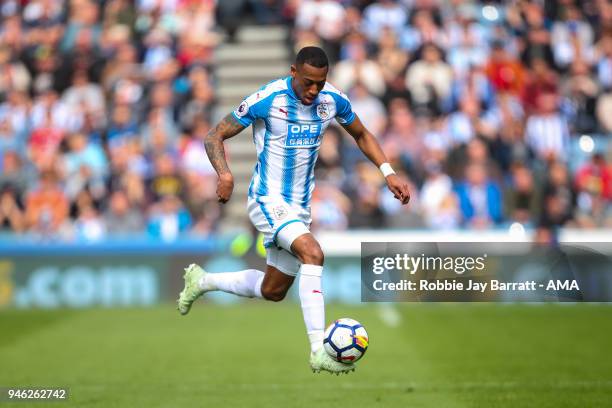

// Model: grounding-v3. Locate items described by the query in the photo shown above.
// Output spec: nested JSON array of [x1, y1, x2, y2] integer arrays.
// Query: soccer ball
[[323, 318, 369, 363]]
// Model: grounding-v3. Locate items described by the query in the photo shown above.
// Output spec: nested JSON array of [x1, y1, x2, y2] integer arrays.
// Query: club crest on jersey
[[235, 101, 249, 117], [316, 103, 329, 120], [272, 205, 288, 220]]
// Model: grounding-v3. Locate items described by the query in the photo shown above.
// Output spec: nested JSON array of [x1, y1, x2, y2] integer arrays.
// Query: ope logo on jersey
[[286, 124, 321, 147]]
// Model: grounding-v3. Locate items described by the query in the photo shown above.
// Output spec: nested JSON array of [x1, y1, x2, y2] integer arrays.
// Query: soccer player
[[177, 46, 410, 374]]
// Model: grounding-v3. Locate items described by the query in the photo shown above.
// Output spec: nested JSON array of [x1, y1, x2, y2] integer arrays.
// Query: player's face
[[290, 63, 328, 105]]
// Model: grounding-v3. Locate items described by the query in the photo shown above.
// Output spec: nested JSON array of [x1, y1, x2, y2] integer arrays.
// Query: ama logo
[[286, 124, 321, 147]]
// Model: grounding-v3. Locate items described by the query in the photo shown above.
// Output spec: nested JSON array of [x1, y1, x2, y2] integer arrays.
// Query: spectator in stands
[[524, 92, 570, 162], [74, 204, 106, 242], [101, 43, 140, 91], [420, 163, 461, 230], [0, 45, 30, 94], [575, 159, 612, 226], [383, 97, 424, 179], [62, 132, 108, 200], [596, 88, 612, 133], [119, 171, 147, 210], [179, 120, 215, 178], [183, 170, 219, 236], [446, 65, 496, 113], [0, 116, 25, 157], [143, 29, 174, 77], [519, 3, 555, 68], [446, 8, 488, 79], [348, 82, 387, 137], [0, 150, 33, 197], [551, 5, 595, 69], [444, 95, 485, 146], [596, 34, 612, 89], [179, 81, 214, 131], [0, 187, 24, 233], [149, 153, 184, 201], [362, 0, 407, 43], [30, 89, 83, 134], [521, 58, 558, 115], [376, 27, 408, 88], [0, 0, 610, 240], [344, 162, 385, 228], [332, 38, 386, 97], [454, 162, 503, 228], [484, 92, 526, 170], [462, 137, 503, 183], [140, 109, 180, 156], [24, 171, 70, 235], [61, 0, 102, 53], [311, 182, 351, 231], [0, 91, 29, 139], [104, 189, 145, 236], [62, 69, 106, 128], [405, 43, 453, 114], [380, 172, 424, 229], [295, 0, 346, 62], [486, 41, 525, 96], [504, 163, 540, 225], [314, 126, 345, 186], [147, 194, 192, 242], [562, 60, 599, 134], [107, 105, 139, 145], [400, 8, 447, 52], [540, 161, 575, 228]]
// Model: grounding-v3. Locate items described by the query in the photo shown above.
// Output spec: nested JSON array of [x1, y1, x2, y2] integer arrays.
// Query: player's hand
[[386, 174, 410, 205], [216, 173, 234, 203]]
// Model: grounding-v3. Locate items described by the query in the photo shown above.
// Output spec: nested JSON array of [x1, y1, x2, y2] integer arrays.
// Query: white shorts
[[247, 196, 312, 276]]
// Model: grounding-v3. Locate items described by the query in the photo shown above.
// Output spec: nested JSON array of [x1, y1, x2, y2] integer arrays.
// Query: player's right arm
[[204, 113, 246, 203]]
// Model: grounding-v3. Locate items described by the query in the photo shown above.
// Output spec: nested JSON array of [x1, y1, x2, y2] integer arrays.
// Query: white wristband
[[379, 163, 395, 178]]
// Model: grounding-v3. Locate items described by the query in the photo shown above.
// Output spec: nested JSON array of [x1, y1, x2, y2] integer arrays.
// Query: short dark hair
[[295, 46, 328, 68]]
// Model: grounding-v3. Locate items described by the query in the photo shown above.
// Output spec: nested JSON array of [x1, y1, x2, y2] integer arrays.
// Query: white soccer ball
[[323, 318, 369, 364]]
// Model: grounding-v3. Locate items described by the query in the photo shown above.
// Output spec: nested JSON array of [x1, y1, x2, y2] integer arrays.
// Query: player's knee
[[261, 284, 288, 302], [297, 241, 324, 265]]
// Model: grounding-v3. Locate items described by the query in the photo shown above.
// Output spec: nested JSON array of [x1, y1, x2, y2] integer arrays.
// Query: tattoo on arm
[[204, 114, 245, 176]]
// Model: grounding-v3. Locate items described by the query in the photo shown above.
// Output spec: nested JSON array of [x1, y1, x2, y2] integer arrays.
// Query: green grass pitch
[[1, 303, 611, 407]]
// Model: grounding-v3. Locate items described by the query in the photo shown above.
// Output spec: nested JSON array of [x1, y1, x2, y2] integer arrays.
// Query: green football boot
[[177, 264, 208, 315], [309, 348, 356, 375]]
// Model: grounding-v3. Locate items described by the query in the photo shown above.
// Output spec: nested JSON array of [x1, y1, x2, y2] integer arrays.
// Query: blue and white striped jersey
[[231, 76, 356, 208]]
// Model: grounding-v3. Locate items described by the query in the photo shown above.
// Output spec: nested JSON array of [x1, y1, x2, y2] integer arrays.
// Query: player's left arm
[[342, 115, 411, 204]]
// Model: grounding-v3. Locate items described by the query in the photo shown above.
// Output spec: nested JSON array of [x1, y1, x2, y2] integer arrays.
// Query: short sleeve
[[232, 99, 257, 127], [331, 92, 356, 125], [231, 89, 278, 127]]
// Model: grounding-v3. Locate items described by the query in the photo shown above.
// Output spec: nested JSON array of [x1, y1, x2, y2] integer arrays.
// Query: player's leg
[[182, 261, 293, 300], [178, 199, 302, 314], [259, 245, 299, 301], [177, 198, 276, 314], [202, 242, 299, 301], [177, 264, 265, 315], [177, 258, 297, 315], [200, 266, 265, 297], [275, 225, 355, 373], [259, 265, 294, 301], [289, 233, 325, 354]]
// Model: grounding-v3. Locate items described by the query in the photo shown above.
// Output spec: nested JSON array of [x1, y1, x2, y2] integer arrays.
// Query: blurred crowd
[[284, 0, 612, 233], [0, 0, 221, 241], [0, 1, 611, 243]]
